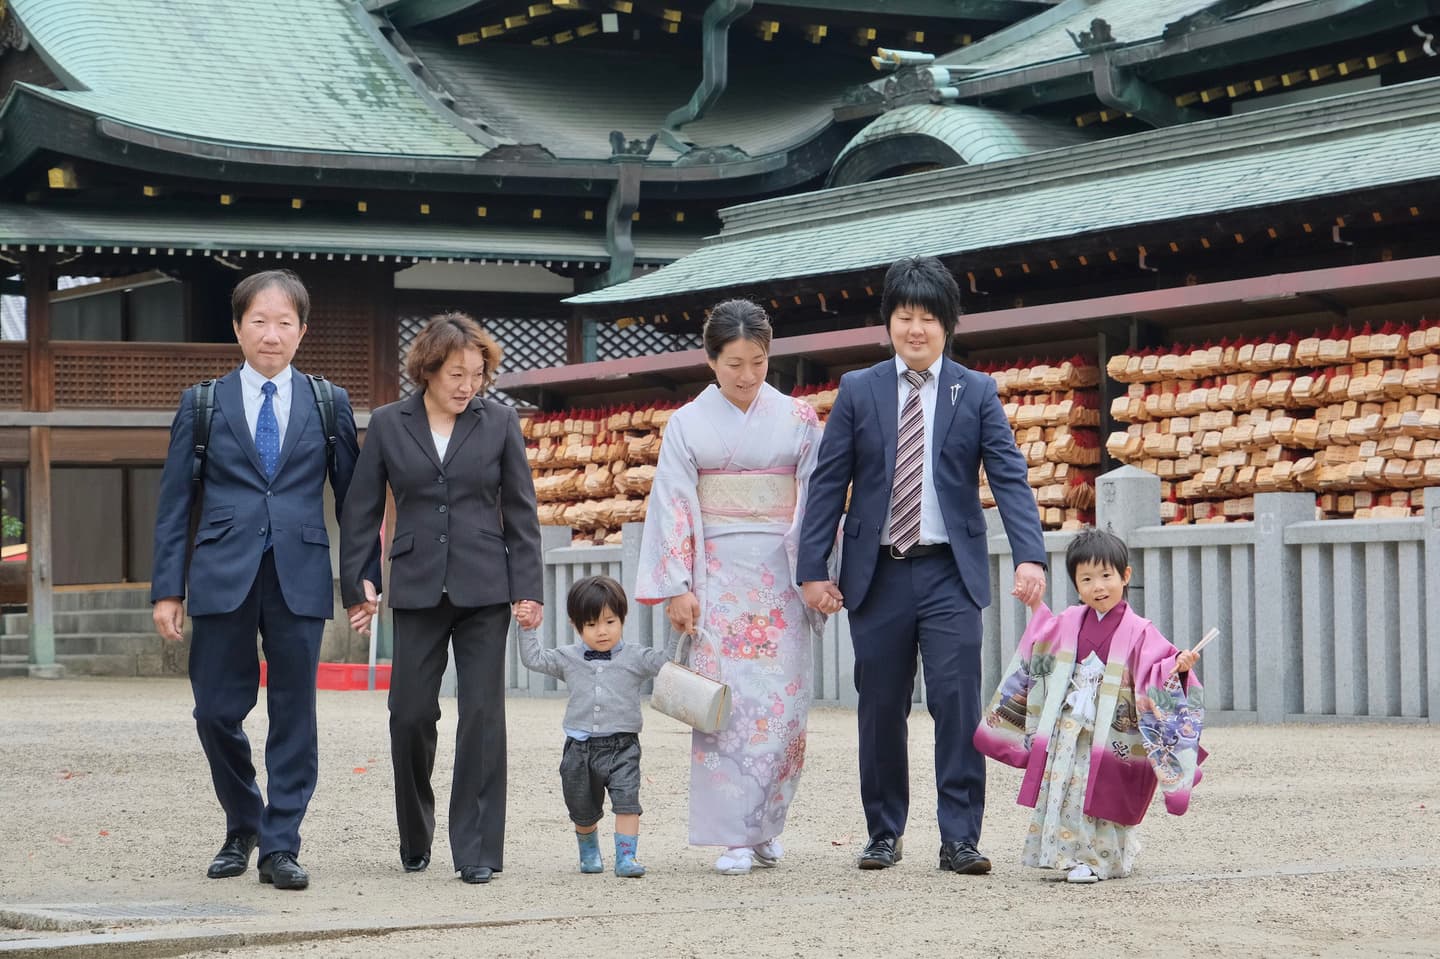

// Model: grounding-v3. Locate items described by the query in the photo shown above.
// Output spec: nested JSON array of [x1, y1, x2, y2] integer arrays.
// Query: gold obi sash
[[696, 469, 796, 527]]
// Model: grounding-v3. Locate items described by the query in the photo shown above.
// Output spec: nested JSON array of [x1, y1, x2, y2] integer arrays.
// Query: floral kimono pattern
[[635, 383, 823, 847], [975, 603, 1206, 852]]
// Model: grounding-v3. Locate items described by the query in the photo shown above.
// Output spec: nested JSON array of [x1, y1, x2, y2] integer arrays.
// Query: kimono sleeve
[[974, 603, 1062, 768], [1135, 626, 1207, 815], [784, 402, 833, 589], [634, 412, 703, 604]]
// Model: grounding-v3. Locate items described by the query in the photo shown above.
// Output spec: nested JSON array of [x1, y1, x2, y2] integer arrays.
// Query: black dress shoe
[[402, 852, 430, 873], [938, 840, 992, 875], [258, 851, 310, 890], [206, 831, 258, 879], [858, 835, 903, 870], [458, 865, 493, 884]]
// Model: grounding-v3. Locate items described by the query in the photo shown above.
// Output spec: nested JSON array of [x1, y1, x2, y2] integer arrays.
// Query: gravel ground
[[0, 678, 1436, 958]]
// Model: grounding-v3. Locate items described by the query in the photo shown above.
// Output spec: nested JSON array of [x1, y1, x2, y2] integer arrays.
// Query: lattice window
[[399, 314, 567, 407], [52, 345, 240, 409], [596, 321, 700, 359], [297, 289, 374, 409], [0, 344, 25, 407]]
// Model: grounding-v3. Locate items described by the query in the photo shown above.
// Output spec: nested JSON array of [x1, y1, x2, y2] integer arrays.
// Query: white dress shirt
[[883, 354, 948, 547], [431, 429, 451, 461], [239, 362, 293, 449]]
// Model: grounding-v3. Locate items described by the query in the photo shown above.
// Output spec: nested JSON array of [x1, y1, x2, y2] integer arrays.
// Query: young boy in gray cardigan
[[516, 575, 673, 877]]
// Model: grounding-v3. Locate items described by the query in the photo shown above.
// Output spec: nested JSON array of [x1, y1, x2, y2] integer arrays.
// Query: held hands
[[802, 580, 844, 616], [152, 598, 186, 643], [514, 600, 544, 630], [346, 580, 379, 635], [1010, 561, 1047, 611], [666, 591, 700, 634]]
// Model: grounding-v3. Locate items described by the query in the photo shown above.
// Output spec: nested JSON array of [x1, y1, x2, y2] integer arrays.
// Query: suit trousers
[[189, 550, 325, 860], [847, 549, 985, 846], [389, 597, 510, 871]]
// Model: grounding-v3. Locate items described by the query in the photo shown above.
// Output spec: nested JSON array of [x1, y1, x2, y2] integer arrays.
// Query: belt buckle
[[888, 544, 907, 560]]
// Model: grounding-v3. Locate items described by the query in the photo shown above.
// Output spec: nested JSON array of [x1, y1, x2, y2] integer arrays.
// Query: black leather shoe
[[206, 832, 258, 879], [858, 835, 903, 870], [402, 852, 430, 873], [258, 851, 310, 890], [938, 840, 992, 875], [458, 865, 493, 884]]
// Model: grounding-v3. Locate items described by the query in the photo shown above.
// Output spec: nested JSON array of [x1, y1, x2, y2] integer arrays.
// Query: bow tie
[[583, 650, 611, 661]]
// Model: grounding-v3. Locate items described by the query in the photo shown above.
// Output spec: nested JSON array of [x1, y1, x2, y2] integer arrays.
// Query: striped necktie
[[889, 368, 931, 554]]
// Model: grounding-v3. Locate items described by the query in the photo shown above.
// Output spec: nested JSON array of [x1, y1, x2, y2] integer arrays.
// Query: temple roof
[[5, 0, 496, 159], [570, 76, 1440, 306]]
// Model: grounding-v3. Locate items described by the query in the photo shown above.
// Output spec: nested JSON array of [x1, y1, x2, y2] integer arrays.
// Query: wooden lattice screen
[[0, 343, 25, 407], [295, 284, 376, 410], [596, 321, 701, 358], [52, 343, 240, 409], [400, 314, 568, 406]]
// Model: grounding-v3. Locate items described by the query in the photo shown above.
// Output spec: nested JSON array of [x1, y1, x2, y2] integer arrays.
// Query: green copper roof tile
[[570, 78, 1440, 306], [7, 0, 491, 158]]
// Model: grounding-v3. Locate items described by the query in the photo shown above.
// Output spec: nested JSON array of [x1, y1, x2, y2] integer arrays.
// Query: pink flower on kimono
[[770, 699, 785, 717], [785, 679, 801, 697], [761, 570, 776, 588], [744, 618, 770, 645], [770, 608, 788, 631]]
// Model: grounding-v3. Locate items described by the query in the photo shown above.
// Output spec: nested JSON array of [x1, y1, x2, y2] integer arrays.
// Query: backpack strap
[[307, 373, 339, 487], [191, 379, 216, 490]]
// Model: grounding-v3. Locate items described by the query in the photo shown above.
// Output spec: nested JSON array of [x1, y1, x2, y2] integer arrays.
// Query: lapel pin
[[950, 384, 960, 405]]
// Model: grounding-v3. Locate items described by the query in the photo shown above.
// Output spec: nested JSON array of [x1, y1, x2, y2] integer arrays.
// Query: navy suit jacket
[[796, 357, 1046, 610], [151, 366, 372, 620]]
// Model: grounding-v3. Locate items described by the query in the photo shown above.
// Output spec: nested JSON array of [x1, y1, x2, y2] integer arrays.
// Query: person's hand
[[152, 598, 185, 643], [347, 580, 379, 634], [514, 600, 544, 630], [1011, 562, 1047, 610], [1175, 649, 1200, 673], [802, 580, 844, 615], [666, 592, 700, 634]]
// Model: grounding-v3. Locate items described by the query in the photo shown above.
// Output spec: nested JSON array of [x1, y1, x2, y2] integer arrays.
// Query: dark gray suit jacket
[[339, 391, 543, 611]]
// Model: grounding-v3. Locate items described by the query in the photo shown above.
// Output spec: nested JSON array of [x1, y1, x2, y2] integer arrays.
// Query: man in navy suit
[[151, 270, 374, 890], [797, 256, 1047, 875]]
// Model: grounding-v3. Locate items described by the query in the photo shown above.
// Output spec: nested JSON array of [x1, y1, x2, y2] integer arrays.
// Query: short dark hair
[[702, 298, 773, 360], [232, 270, 310, 326], [880, 256, 960, 340], [1065, 528, 1130, 585], [404, 312, 503, 392], [567, 575, 628, 629]]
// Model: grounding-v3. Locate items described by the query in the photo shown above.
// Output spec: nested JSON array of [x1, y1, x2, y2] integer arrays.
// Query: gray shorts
[[560, 732, 642, 826]]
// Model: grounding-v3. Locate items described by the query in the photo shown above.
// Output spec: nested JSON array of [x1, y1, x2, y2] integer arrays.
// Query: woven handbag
[[651, 631, 731, 734]]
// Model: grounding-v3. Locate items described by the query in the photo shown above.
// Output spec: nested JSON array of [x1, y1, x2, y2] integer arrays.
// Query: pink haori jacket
[[973, 602, 1208, 827]]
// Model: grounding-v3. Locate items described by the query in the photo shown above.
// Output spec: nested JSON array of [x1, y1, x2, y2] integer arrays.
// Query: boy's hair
[[567, 575, 629, 628], [880, 256, 961, 339], [1065, 528, 1130, 584]]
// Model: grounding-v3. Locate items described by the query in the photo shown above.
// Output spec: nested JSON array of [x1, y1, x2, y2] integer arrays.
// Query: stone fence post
[[1252, 492, 1315, 723], [1095, 466, 1161, 607]]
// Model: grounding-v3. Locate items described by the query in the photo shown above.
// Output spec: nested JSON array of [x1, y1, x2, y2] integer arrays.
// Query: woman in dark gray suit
[[341, 313, 543, 884]]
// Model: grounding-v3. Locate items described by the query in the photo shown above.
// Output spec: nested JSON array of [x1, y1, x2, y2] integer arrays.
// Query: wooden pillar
[[23, 255, 59, 676], [371, 272, 401, 408]]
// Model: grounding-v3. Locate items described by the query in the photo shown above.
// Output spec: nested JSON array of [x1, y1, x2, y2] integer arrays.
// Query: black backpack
[[191, 374, 338, 490]]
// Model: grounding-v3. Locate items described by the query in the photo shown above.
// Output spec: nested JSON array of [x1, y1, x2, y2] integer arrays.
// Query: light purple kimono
[[974, 602, 1207, 826], [635, 383, 823, 847]]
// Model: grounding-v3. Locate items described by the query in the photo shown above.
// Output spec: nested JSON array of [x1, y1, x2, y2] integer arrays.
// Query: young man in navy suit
[[151, 270, 375, 890], [797, 256, 1048, 875]]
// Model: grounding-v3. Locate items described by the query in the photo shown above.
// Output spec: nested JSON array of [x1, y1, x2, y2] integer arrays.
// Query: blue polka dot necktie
[[256, 381, 280, 479]]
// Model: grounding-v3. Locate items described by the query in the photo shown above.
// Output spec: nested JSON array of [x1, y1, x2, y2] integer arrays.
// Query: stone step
[[2, 610, 156, 635], [0, 656, 64, 679], [52, 588, 152, 612]]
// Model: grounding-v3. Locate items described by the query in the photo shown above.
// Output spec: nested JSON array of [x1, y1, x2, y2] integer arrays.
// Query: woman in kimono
[[974, 529, 1205, 883], [636, 299, 824, 876]]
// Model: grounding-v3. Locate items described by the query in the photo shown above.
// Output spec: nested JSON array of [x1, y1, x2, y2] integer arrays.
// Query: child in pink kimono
[[975, 529, 1205, 883]]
